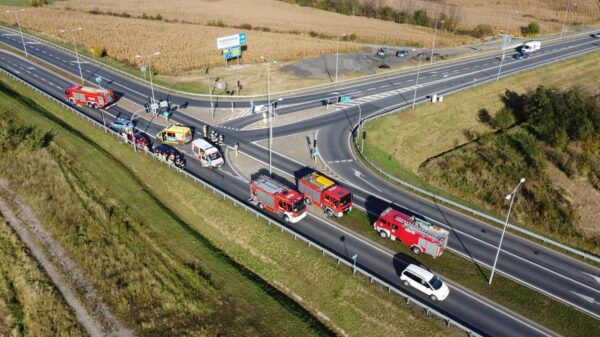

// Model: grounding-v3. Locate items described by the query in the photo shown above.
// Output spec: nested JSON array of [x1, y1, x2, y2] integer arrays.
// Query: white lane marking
[[584, 272, 600, 285], [354, 169, 382, 192], [571, 291, 598, 304], [110, 81, 148, 98]]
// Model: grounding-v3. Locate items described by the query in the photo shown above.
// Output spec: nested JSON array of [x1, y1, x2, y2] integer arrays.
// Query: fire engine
[[65, 85, 115, 109], [297, 173, 352, 217], [249, 175, 307, 223], [191, 138, 224, 168], [374, 207, 449, 257]]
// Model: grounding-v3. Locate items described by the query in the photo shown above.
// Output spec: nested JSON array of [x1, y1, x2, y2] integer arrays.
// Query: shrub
[[90, 46, 107, 58], [412, 9, 429, 27], [470, 24, 494, 38], [493, 107, 515, 130], [521, 22, 540, 35]]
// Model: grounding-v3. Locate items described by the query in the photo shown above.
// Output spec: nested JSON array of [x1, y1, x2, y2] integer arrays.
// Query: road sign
[[223, 46, 242, 60], [217, 32, 247, 50], [239, 32, 246, 45], [340, 96, 351, 103], [140, 66, 147, 73], [95, 76, 102, 85]]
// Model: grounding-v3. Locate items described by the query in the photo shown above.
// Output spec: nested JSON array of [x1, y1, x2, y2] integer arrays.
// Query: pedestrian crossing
[[334, 84, 423, 109]]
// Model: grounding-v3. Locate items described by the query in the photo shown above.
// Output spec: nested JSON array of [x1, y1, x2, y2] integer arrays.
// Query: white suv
[[400, 264, 450, 301]]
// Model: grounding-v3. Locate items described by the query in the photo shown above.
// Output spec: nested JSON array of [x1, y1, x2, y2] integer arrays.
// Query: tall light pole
[[59, 27, 84, 84], [496, 11, 517, 82], [412, 51, 424, 109], [489, 177, 525, 285], [335, 33, 346, 83], [5, 9, 27, 57], [560, 3, 577, 39], [205, 67, 214, 118], [261, 56, 279, 176], [430, 20, 444, 64], [135, 51, 160, 104]]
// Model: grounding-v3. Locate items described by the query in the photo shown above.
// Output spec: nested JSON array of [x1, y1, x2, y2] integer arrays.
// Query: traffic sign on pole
[[340, 96, 351, 103]]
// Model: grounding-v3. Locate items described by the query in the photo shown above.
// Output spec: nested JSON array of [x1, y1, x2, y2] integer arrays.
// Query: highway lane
[[0, 49, 562, 337], [3, 27, 600, 318]]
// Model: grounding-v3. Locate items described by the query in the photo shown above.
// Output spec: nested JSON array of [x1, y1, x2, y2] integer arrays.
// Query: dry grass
[[0, 1, 473, 72], [381, 0, 600, 34], [0, 218, 87, 337]]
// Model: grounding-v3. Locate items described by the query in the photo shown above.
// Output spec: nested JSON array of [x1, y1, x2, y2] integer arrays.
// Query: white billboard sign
[[217, 34, 241, 50]]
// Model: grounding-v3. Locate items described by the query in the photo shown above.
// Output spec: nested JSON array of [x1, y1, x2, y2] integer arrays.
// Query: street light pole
[[430, 20, 444, 64], [6, 9, 27, 57], [261, 56, 278, 176], [561, 3, 577, 39], [412, 51, 424, 109], [489, 177, 525, 285], [136, 51, 160, 105], [205, 67, 214, 118], [60, 27, 84, 84], [496, 11, 516, 82]]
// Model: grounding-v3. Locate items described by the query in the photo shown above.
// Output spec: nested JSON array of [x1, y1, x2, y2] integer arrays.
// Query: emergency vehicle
[[191, 138, 224, 168], [374, 207, 449, 257], [156, 125, 192, 144], [65, 85, 115, 109], [249, 175, 307, 223], [297, 172, 352, 217]]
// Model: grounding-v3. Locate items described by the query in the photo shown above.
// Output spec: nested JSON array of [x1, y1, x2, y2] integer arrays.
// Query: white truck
[[521, 41, 541, 53], [191, 138, 224, 168]]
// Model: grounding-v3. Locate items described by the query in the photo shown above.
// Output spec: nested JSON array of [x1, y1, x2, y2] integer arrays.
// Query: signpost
[[340, 96, 351, 103], [216, 32, 247, 66]]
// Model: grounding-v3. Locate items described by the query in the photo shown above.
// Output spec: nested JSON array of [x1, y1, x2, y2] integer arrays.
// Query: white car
[[400, 264, 450, 301], [592, 32, 600, 38]]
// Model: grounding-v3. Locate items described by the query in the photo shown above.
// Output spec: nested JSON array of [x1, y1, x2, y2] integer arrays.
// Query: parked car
[[377, 47, 389, 57], [400, 264, 450, 301], [513, 52, 530, 60], [126, 132, 152, 150], [153, 144, 185, 168], [396, 49, 409, 57], [109, 118, 133, 133]]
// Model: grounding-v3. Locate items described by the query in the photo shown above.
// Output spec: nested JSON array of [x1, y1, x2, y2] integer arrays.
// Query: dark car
[[513, 52, 529, 60], [396, 49, 409, 57], [127, 132, 152, 150], [153, 144, 185, 168], [592, 32, 600, 38]]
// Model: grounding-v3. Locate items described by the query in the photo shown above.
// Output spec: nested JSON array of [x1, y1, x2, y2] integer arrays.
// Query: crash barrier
[[1, 67, 484, 337], [1, 24, 595, 100], [352, 49, 600, 264]]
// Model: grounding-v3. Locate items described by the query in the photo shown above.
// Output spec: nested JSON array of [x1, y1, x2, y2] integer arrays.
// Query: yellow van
[[156, 125, 192, 144]]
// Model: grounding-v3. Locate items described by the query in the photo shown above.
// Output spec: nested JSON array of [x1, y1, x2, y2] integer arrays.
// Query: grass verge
[[0, 71, 465, 335]]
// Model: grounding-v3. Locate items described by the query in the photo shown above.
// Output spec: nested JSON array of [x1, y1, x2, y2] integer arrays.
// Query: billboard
[[217, 32, 247, 50], [223, 47, 242, 60]]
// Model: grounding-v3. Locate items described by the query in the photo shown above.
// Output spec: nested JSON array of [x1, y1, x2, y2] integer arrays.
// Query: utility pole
[[430, 20, 444, 64], [335, 33, 346, 83], [136, 51, 161, 106], [412, 52, 424, 109], [60, 27, 84, 84], [5, 9, 27, 57]]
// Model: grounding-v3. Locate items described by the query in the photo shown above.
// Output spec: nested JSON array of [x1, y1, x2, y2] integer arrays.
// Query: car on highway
[[513, 52, 530, 60], [396, 49, 409, 57], [109, 118, 133, 133], [126, 132, 152, 150], [400, 264, 450, 301], [592, 32, 600, 38], [377, 47, 388, 57]]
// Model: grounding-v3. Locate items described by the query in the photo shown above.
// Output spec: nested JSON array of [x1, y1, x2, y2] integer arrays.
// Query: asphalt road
[[2, 27, 600, 336]]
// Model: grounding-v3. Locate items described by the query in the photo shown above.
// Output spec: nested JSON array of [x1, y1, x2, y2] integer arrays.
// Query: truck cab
[[250, 175, 307, 223]]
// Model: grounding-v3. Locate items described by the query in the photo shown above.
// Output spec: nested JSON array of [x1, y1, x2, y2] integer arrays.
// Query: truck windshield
[[429, 276, 443, 290], [339, 194, 352, 206], [293, 199, 306, 213], [208, 152, 221, 160]]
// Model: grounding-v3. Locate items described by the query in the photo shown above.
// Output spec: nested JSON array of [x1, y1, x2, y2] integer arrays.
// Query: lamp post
[[412, 51, 424, 109], [496, 11, 517, 82], [261, 56, 279, 176], [205, 67, 214, 119], [335, 33, 346, 83], [560, 3, 577, 39], [5, 9, 27, 57], [430, 20, 444, 64], [489, 177, 525, 285], [135, 51, 160, 105], [59, 27, 84, 84]]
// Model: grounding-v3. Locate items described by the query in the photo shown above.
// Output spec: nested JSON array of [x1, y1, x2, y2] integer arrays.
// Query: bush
[[26, 0, 47, 7], [90, 46, 107, 58], [470, 24, 494, 38], [412, 9, 429, 27], [493, 107, 515, 130], [522, 22, 540, 35]]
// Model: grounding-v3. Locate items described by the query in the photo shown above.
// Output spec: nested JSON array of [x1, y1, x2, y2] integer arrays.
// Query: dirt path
[[0, 179, 134, 337]]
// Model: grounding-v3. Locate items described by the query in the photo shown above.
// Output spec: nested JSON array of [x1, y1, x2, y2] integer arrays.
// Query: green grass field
[[362, 51, 600, 251], [0, 71, 464, 336]]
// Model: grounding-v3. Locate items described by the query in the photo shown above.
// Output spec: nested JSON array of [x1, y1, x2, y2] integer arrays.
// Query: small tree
[[493, 107, 515, 130], [522, 22, 540, 35], [470, 24, 494, 38]]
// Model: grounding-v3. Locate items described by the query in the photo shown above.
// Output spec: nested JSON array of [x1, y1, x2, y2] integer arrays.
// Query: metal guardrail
[[352, 50, 600, 264], [0, 67, 484, 337], [0, 24, 595, 100]]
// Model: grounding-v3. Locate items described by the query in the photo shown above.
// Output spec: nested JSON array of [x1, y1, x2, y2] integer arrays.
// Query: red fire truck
[[65, 85, 115, 109], [250, 175, 307, 223], [374, 207, 449, 257], [297, 173, 352, 217]]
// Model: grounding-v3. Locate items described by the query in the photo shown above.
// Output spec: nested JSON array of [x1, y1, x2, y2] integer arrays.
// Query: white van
[[521, 41, 541, 53], [400, 264, 450, 301], [191, 138, 224, 168]]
